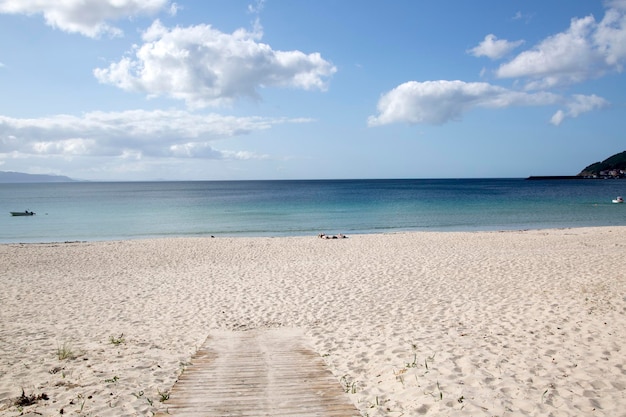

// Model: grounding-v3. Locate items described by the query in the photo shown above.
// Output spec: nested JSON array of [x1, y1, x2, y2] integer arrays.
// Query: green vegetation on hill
[[578, 151, 626, 177]]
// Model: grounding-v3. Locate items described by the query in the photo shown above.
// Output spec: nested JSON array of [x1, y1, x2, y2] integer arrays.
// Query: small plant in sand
[[394, 368, 407, 385], [109, 333, 125, 345], [425, 381, 443, 401], [131, 390, 155, 406], [104, 376, 119, 384], [340, 375, 358, 394], [367, 395, 391, 409], [75, 393, 86, 412], [424, 352, 436, 372], [158, 389, 170, 402], [57, 342, 75, 360], [132, 390, 144, 398], [405, 343, 420, 368], [405, 353, 418, 368], [542, 385, 556, 403]]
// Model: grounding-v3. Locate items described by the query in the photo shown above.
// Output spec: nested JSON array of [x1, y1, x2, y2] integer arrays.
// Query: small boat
[[10, 211, 35, 216], [612, 196, 624, 203]]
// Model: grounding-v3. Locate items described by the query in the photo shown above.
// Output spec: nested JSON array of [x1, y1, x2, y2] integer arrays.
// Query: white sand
[[0, 227, 625, 416]]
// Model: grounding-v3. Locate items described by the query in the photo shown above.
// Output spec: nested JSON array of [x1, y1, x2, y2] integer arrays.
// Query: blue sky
[[0, 0, 624, 181]]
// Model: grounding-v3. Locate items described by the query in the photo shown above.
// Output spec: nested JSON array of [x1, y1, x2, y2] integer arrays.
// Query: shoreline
[[1, 227, 625, 416], [2, 223, 624, 245]]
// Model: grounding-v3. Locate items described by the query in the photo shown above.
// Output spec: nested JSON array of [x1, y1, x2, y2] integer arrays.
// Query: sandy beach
[[1, 227, 625, 416]]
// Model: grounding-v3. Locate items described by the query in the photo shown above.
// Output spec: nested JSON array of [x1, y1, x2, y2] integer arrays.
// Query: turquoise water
[[1, 179, 625, 243]]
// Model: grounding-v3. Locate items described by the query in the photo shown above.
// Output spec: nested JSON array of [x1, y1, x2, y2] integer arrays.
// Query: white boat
[[612, 196, 624, 203]]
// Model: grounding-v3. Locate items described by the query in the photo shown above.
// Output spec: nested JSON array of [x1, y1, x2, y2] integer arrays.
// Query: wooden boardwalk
[[156, 328, 361, 417]]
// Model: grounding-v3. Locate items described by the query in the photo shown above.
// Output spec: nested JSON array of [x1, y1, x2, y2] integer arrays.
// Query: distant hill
[[578, 151, 626, 177], [0, 171, 76, 183]]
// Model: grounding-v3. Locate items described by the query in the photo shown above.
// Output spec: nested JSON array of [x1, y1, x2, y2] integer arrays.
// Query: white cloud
[[496, 15, 598, 89], [468, 34, 525, 60], [94, 20, 337, 108], [248, 0, 266, 14], [550, 110, 566, 126], [222, 150, 269, 160], [566, 93, 610, 116], [0, 109, 309, 159], [369, 80, 607, 127], [367, 80, 561, 126], [550, 94, 609, 125], [606, 0, 626, 11], [594, 7, 626, 69], [0, 0, 174, 38], [512, 11, 534, 23], [377, 6, 623, 129], [496, 5, 626, 89]]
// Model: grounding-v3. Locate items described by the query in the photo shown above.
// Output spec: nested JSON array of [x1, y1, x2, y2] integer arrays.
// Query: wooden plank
[[155, 328, 360, 417]]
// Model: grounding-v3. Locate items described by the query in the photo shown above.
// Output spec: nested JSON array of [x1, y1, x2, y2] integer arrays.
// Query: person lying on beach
[[318, 233, 347, 239]]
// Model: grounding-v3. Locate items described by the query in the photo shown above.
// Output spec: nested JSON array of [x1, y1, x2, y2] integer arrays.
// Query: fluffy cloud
[[368, 80, 606, 126], [467, 34, 524, 60], [0, 0, 175, 38], [94, 20, 337, 108], [367, 80, 560, 126], [550, 94, 609, 125], [373, 5, 622, 127], [607, 0, 626, 10], [496, 5, 626, 89], [0, 109, 309, 159]]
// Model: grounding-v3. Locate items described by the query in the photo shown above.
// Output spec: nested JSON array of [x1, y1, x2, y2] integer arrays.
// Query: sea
[[1, 178, 625, 243]]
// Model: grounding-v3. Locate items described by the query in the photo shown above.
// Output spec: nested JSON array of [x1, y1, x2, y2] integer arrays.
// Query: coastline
[[527, 175, 626, 180], [1, 227, 625, 416]]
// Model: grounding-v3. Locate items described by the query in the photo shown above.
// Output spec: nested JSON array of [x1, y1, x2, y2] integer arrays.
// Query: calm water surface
[[1, 179, 625, 243]]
